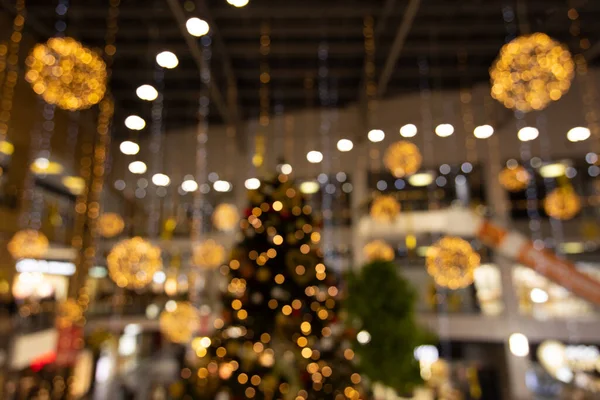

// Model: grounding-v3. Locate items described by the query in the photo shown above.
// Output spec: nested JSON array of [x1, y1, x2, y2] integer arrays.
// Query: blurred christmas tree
[[346, 260, 433, 396], [173, 174, 364, 400]]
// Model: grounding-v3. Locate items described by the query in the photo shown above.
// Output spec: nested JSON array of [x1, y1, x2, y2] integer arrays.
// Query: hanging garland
[[383, 141, 422, 178], [425, 236, 480, 290]]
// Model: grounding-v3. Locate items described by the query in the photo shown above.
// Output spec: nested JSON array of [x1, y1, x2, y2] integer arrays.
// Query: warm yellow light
[[408, 172, 435, 187], [490, 33, 574, 112], [544, 187, 581, 220], [474, 125, 494, 139], [539, 163, 566, 178], [30, 158, 63, 175], [156, 51, 178, 69], [336, 138, 354, 152], [383, 141, 422, 178], [186, 17, 209, 37], [499, 165, 530, 192], [363, 240, 395, 262], [213, 203, 239, 232], [159, 301, 199, 344], [8, 230, 49, 260], [509, 333, 530, 357], [426, 236, 480, 289], [98, 213, 125, 238], [120, 141, 139, 155], [25, 37, 107, 111], [136, 84, 158, 101], [192, 239, 225, 269], [300, 181, 319, 194], [62, 176, 85, 195], [125, 115, 146, 130], [227, 0, 249, 6], [435, 124, 454, 137], [107, 237, 162, 289], [0, 141, 14, 155], [567, 127, 590, 142], [370, 195, 400, 222]]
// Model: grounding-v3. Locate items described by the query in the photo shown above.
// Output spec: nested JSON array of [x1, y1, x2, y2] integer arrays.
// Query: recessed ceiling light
[[567, 127, 590, 142], [152, 173, 170, 187], [244, 178, 260, 190], [227, 0, 249, 7], [306, 151, 323, 164], [214, 180, 232, 192], [181, 179, 198, 193], [474, 124, 494, 139], [408, 172, 435, 187], [125, 115, 146, 131], [120, 141, 140, 155], [136, 84, 158, 101], [518, 127, 539, 142], [299, 181, 319, 194], [156, 51, 179, 69], [128, 161, 147, 174], [435, 124, 454, 137], [186, 17, 209, 37], [400, 124, 417, 138], [337, 139, 353, 152], [367, 129, 385, 143]]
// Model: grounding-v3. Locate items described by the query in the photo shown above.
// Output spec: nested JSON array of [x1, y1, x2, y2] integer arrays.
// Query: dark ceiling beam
[[377, 0, 422, 97], [25, 2, 585, 20], [0, 0, 53, 37], [165, 0, 233, 125], [111, 41, 504, 57]]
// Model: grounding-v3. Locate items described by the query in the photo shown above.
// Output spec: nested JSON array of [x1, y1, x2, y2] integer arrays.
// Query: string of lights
[[254, 21, 270, 169], [363, 16, 380, 172], [0, 0, 26, 144]]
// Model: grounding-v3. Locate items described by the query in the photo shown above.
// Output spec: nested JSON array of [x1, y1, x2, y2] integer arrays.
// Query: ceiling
[[7, 0, 600, 135]]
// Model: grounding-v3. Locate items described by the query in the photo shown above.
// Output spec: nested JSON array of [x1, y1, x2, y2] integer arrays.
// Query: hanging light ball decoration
[[490, 33, 575, 112], [498, 165, 531, 192], [192, 239, 226, 269], [370, 195, 401, 222], [25, 37, 107, 111], [544, 187, 581, 220], [212, 203, 240, 232], [56, 299, 84, 329], [426, 236, 480, 290], [363, 240, 395, 262], [107, 237, 162, 289], [383, 141, 422, 178], [159, 302, 200, 344], [8, 230, 49, 260], [97, 213, 125, 238]]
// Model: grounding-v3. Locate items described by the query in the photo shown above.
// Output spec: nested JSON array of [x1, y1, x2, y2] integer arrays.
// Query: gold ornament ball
[[25, 37, 107, 111], [370, 195, 401, 222], [213, 203, 240, 232], [498, 165, 530, 192], [8, 229, 49, 260], [159, 302, 200, 344], [193, 239, 226, 269], [98, 213, 125, 238], [107, 237, 162, 289], [544, 187, 581, 220], [426, 236, 480, 290], [384, 141, 422, 178], [56, 299, 84, 329], [490, 33, 574, 112], [363, 240, 395, 262]]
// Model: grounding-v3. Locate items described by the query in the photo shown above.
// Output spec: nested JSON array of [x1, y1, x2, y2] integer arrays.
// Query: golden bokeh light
[[498, 165, 530, 192], [383, 140, 422, 178], [212, 203, 240, 232], [544, 187, 581, 220], [107, 237, 162, 289], [97, 213, 125, 238], [363, 240, 395, 262], [192, 239, 226, 269], [25, 37, 107, 110], [490, 33, 574, 112], [370, 195, 401, 222], [8, 229, 49, 260], [56, 299, 83, 329], [426, 236, 480, 289], [159, 301, 199, 344]]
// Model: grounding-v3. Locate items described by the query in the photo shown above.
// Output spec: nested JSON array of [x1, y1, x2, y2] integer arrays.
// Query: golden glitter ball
[[490, 33, 574, 112], [212, 203, 240, 232], [544, 187, 581, 220], [97, 213, 125, 238], [56, 299, 83, 329], [363, 240, 395, 262], [8, 229, 49, 260], [107, 237, 162, 289], [498, 165, 531, 192], [25, 37, 107, 111], [159, 301, 199, 344], [370, 195, 401, 222], [192, 239, 226, 269], [426, 236, 480, 290], [383, 141, 422, 178]]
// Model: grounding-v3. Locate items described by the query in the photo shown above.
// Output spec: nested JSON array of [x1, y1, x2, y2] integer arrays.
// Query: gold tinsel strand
[[383, 141, 422, 178], [426, 236, 480, 290], [25, 37, 107, 111], [490, 33, 574, 112]]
